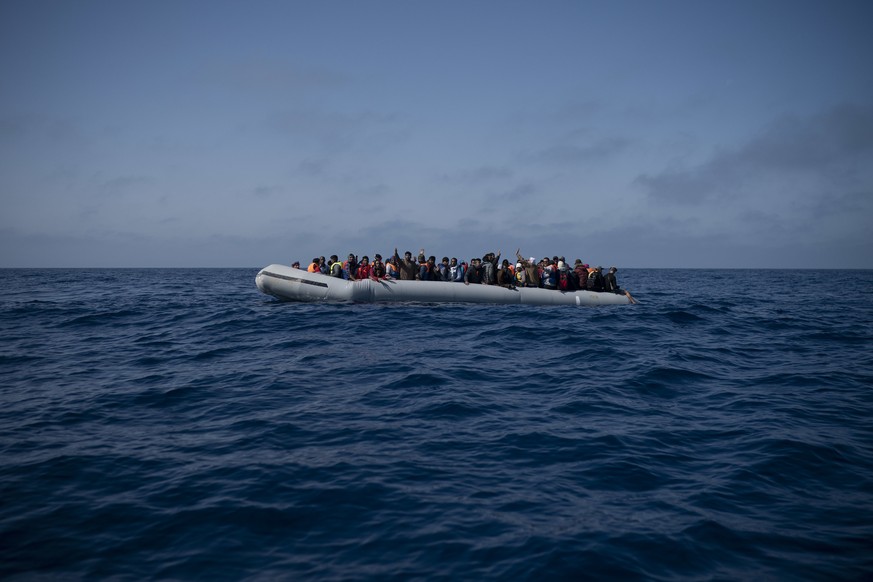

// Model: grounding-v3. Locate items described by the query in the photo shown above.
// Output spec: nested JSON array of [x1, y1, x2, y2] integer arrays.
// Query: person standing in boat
[[307, 258, 321, 273]]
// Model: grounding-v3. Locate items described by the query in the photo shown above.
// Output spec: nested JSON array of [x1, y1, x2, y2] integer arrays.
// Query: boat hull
[[256, 264, 632, 306]]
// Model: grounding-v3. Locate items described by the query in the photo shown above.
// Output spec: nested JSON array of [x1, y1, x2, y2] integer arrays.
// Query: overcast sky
[[2, 0, 871, 268]]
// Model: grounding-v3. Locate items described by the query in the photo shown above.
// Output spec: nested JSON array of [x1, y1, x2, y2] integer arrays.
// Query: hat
[[582, 263, 589, 269], [574, 259, 582, 265], [557, 261, 565, 269], [516, 262, 522, 270]]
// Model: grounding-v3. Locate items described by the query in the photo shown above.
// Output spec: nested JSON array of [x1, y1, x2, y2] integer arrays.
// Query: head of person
[[320, 256, 326, 264], [330, 254, 338, 264], [441, 257, 449, 265], [609, 266, 617, 273], [361, 256, 369, 264], [404, 251, 412, 260], [374, 254, 382, 262], [292, 261, 300, 268], [450, 257, 457, 266], [348, 253, 356, 262]]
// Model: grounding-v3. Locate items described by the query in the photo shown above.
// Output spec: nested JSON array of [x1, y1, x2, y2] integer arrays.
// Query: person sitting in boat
[[393, 248, 418, 280], [481, 251, 501, 285], [573, 260, 588, 289], [384, 255, 399, 279], [541, 258, 558, 290], [496, 259, 516, 289], [514, 251, 540, 287], [515, 262, 526, 286], [437, 257, 451, 281], [327, 255, 343, 277], [556, 261, 577, 291], [449, 258, 465, 282], [342, 253, 358, 280], [370, 257, 387, 281], [291, 261, 301, 269], [307, 258, 321, 273], [604, 266, 637, 303], [355, 256, 371, 280], [419, 256, 437, 281], [414, 248, 427, 278], [464, 258, 484, 285], [587, 266, 606, 292]]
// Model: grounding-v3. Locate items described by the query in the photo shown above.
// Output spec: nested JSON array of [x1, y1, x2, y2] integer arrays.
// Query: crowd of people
[[290, 248, 633, 297]]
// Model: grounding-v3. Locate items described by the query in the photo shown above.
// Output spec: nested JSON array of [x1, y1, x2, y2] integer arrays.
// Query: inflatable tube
[[256, 264, 632, 306]]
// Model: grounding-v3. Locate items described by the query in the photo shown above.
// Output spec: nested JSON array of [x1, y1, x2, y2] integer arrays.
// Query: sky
[[1, 0, 871, 268]]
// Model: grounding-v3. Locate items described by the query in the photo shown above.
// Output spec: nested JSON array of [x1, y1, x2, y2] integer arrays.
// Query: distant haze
[[2, 1, 871, 268]]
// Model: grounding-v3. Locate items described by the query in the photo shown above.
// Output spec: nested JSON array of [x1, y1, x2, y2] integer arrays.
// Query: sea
[[1, 268, 871, 580]]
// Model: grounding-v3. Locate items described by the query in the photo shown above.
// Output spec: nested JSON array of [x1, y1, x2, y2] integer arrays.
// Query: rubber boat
[[256, 264, 633, 306]]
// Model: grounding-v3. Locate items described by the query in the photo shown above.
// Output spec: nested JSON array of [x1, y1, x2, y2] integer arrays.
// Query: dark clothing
[[481, 253, 500, 284], [574, 267, 588, 290], [464, 264, 483, 284], [557, 270, 576, 291], [605, 271, 620, 293], [419, 262, 436, 281], [587, 270, 605, 292], [496, 268, 515, 288]]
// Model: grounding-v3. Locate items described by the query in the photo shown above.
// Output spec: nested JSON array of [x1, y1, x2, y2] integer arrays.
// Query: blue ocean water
[[1, 268, 872, 580]]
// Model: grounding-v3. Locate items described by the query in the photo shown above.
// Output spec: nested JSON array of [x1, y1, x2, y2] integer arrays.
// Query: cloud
[[195, 59, 349, 96], [636, 103, 873, 206], [436, 165, 514, 184], [527, 136, 631, 165], [266, 108, 404, 154]]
